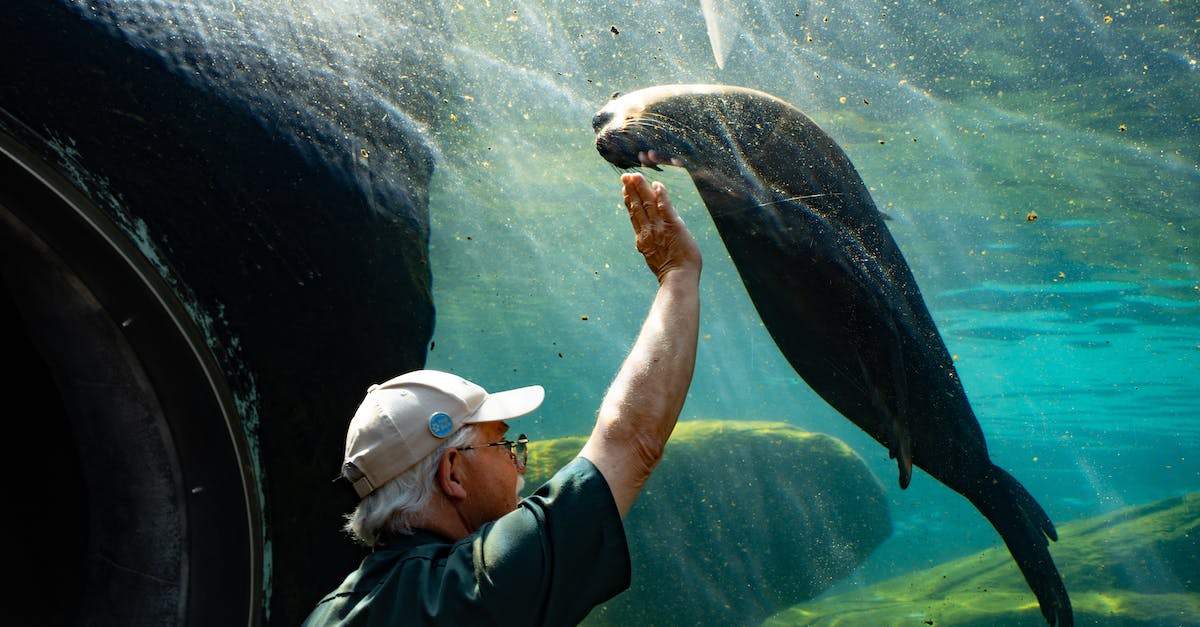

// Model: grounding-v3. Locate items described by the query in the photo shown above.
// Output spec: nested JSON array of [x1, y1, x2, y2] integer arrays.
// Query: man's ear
[[436, 449, 468, 501]]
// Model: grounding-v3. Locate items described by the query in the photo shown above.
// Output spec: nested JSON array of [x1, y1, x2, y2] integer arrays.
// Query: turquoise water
[[422, 0, 1198, 597]]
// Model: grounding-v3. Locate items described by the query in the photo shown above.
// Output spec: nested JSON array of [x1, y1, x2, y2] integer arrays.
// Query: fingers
[[622, 172, 649, 208], [622, 172, 667, 226], [651, 181, 677, 224], [622, 172, 653, 234]]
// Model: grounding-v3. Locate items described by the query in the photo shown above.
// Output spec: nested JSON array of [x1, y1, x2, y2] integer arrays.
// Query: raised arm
[[579, 172, 703, 517]]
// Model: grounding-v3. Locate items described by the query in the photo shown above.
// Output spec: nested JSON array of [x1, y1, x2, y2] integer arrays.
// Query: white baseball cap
[[341, 370, 544, 498]]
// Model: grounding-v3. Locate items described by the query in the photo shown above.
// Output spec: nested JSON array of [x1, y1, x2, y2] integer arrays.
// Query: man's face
[[456, 421, 525, 531]]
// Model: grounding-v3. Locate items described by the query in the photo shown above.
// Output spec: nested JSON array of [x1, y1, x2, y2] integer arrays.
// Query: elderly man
[[303, 172, 703, 626]]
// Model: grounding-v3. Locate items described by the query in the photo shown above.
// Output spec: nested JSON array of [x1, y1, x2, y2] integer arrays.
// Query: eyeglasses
[[456, 433, 529, 471]]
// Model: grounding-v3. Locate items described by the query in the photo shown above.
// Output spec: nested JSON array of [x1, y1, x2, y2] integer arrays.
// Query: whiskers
[[756, 192, 844, 207]]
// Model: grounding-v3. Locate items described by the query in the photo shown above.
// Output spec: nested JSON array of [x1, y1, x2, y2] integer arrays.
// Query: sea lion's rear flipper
[[971, 465, 1073, 626]]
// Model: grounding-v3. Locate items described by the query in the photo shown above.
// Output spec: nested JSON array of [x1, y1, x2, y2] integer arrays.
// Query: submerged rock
[[522, 420, 891, 626], [763, 493, 1200, 626]]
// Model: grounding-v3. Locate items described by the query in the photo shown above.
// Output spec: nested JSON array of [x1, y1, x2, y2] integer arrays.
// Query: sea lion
[[593, 84, 1072, 626]]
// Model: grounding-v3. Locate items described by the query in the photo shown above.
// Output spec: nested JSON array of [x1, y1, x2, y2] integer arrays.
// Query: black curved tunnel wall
[[1, 3, 439, 624], [1, 135, 256, 625]]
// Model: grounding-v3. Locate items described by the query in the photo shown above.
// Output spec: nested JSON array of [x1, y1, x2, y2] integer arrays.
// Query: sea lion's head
[[593, 84, 786, 176], [592, 85, 725, 171]]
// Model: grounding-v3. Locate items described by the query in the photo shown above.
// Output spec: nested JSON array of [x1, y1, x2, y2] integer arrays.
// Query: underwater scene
[[425, 2, 1199, 625], [1, 0, 1195, 625]]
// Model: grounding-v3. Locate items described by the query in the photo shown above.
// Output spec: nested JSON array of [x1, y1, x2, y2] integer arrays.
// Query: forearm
[[581, 268, 700, 516], [602, 269, 700, 443]]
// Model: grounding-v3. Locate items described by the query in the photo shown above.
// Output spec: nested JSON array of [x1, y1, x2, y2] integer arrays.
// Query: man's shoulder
[[303, 531, 464, 624], [331, 531, 459, 595], [541, 455, 609, 495]]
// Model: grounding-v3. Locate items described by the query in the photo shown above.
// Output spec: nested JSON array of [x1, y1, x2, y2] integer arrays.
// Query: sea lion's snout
[[594, 131, 641, 169]]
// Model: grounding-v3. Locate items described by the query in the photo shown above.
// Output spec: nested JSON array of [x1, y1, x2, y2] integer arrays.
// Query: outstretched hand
[[621, 173, 702, 284]]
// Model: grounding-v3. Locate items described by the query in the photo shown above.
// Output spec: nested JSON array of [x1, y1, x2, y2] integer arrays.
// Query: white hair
[[344, 424, 481, 546]]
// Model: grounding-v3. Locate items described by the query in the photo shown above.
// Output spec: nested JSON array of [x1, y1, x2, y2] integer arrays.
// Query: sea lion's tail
[[969, 465, 1073, 626]]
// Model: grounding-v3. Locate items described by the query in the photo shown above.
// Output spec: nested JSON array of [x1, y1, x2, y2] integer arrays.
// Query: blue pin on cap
[[428, 412, 455, 438]]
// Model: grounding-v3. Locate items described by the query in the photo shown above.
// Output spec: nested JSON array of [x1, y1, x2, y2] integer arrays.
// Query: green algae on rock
[[763, 493, 1200, 627]]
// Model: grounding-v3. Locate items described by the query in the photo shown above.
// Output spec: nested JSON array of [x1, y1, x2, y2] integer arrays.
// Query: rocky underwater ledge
[[766, 492, 1198, 627], [522, 420, 892, 626]]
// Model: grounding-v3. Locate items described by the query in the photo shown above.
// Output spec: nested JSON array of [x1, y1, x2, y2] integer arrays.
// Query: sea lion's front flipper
[[827, 220, 915, 490], [892, 418, 913, 488], [854, 330, 913, 489], [770, 187, 918, 491]]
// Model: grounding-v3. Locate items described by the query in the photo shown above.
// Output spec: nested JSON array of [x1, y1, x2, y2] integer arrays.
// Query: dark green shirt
[[302, 457, 630, 626]]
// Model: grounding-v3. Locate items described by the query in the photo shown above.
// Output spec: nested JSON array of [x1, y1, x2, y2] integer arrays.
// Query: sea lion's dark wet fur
[[594, 84, 1072, 626]]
